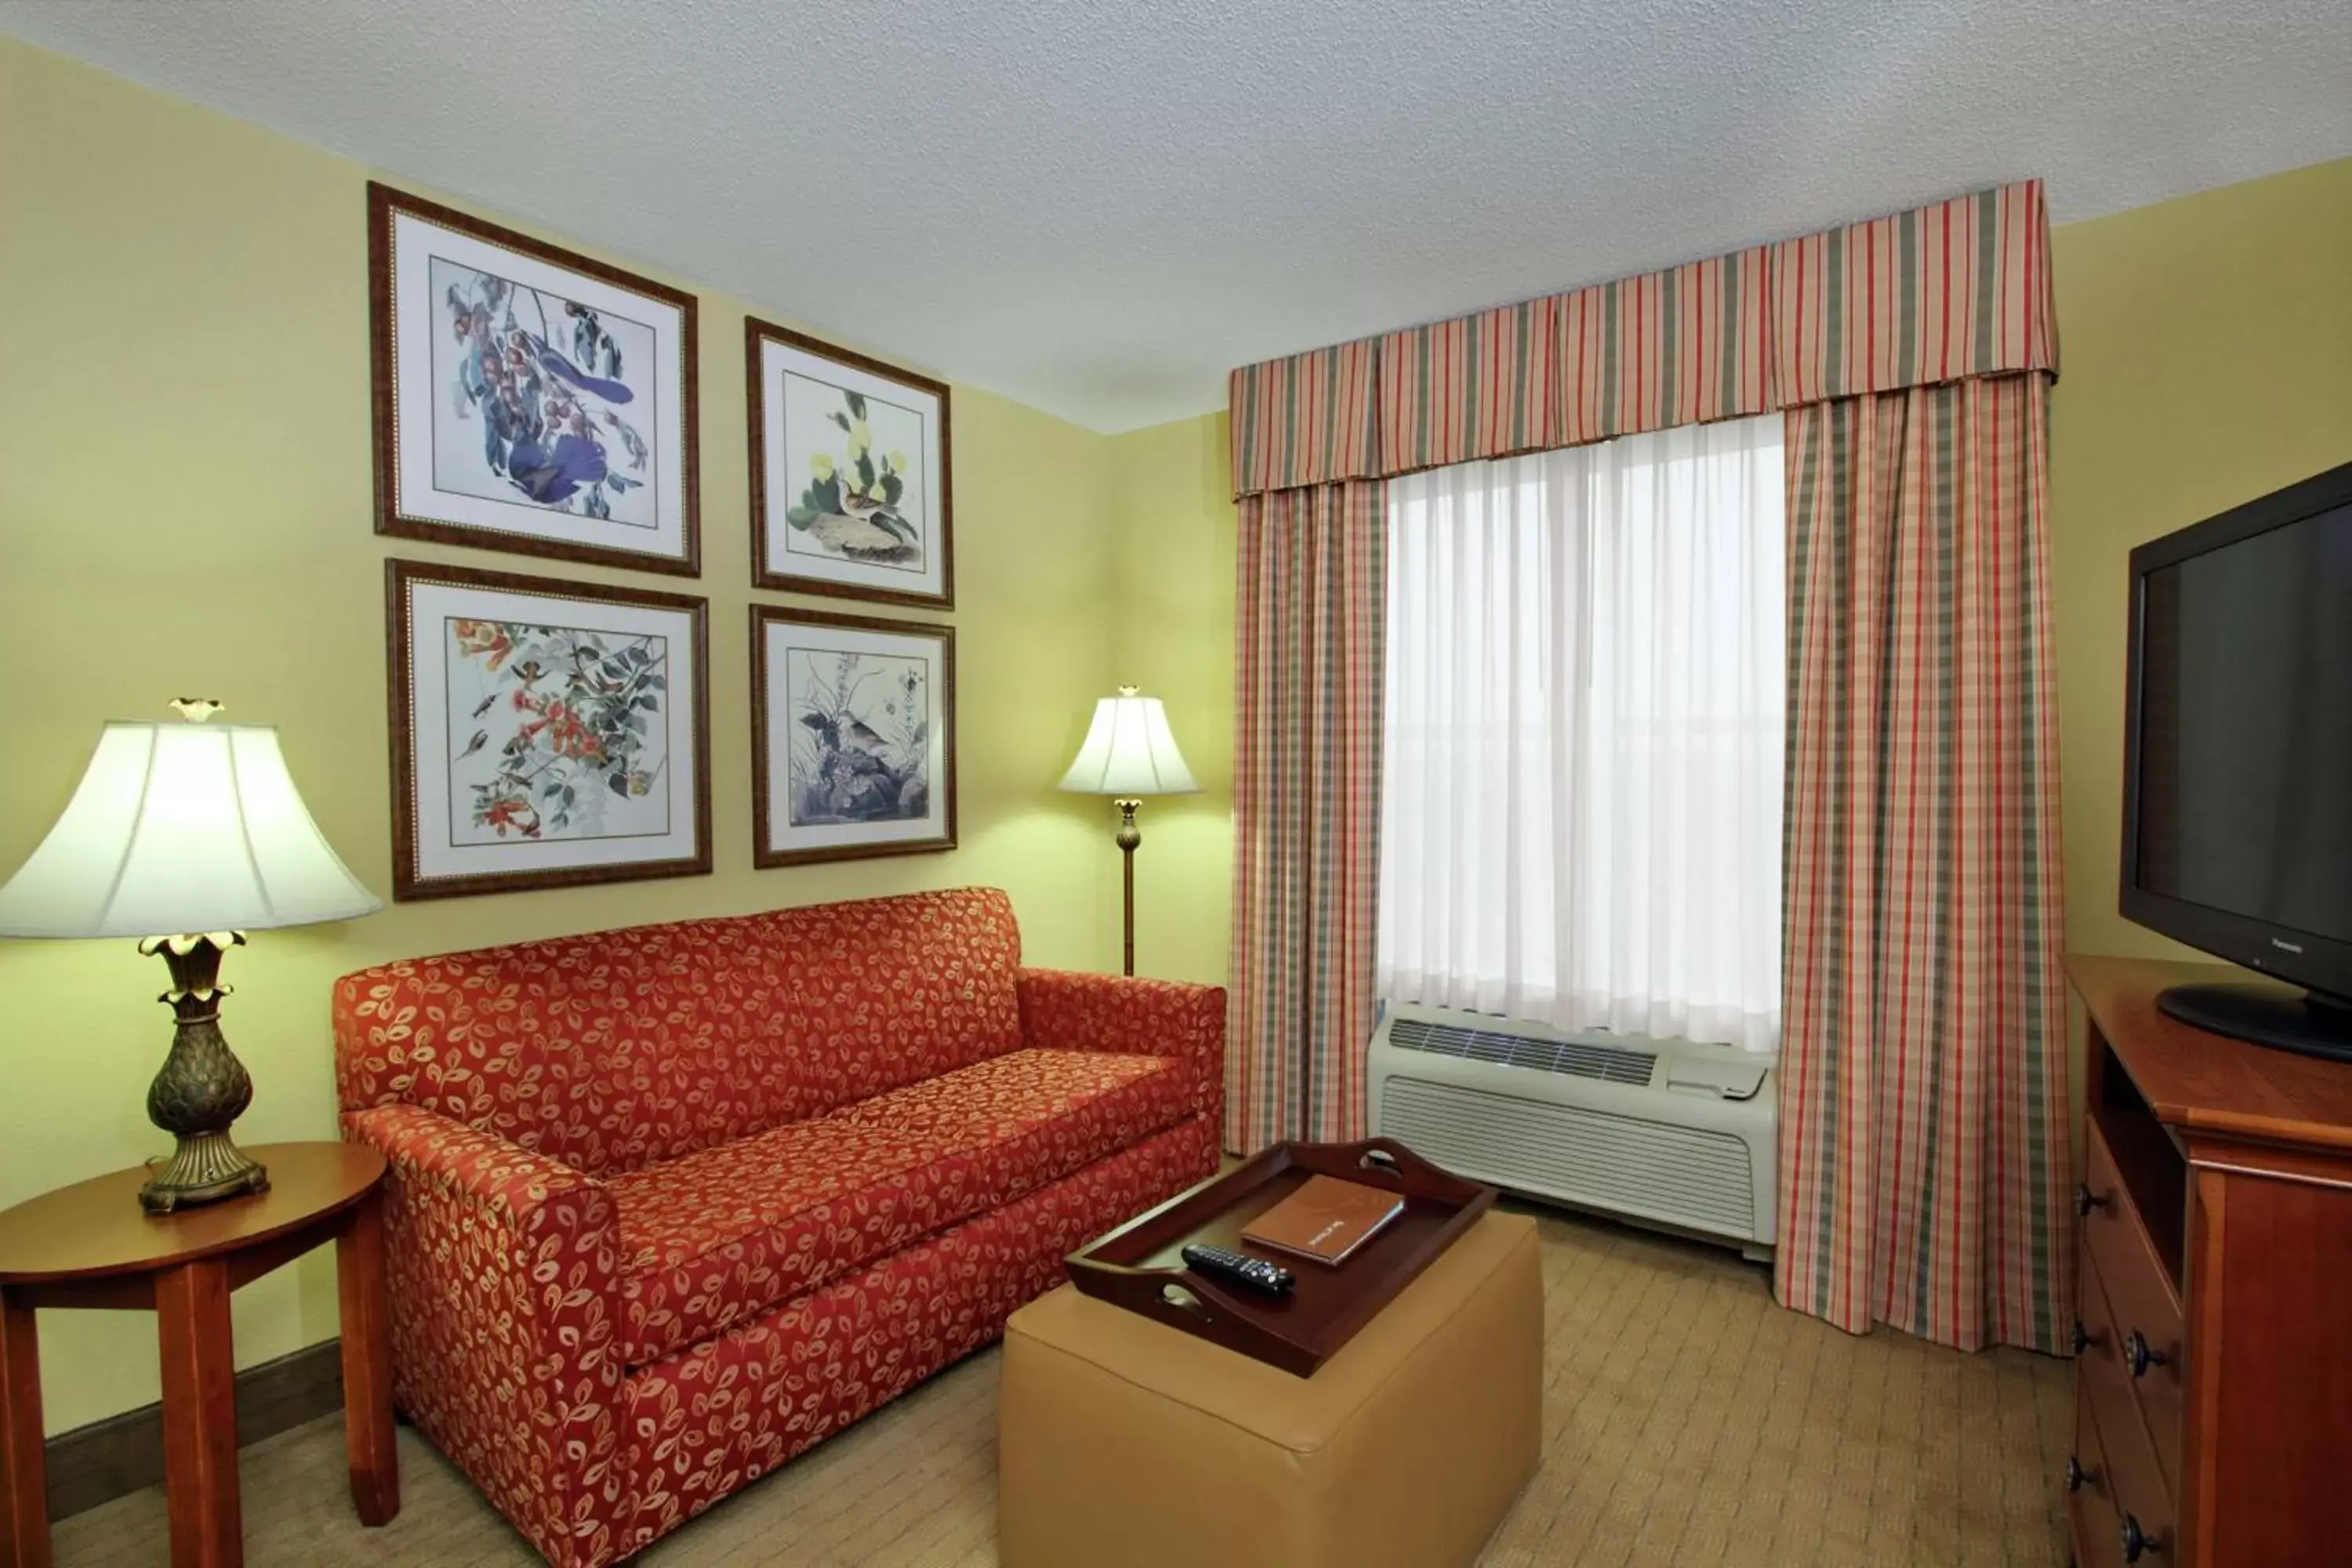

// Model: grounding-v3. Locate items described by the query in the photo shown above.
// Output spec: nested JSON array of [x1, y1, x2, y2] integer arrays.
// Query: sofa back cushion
[[333, 887, 1025, 1173]]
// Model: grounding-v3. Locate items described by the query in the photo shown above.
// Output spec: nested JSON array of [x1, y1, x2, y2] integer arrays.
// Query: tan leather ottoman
[[998, 1210, 1543, 1568]]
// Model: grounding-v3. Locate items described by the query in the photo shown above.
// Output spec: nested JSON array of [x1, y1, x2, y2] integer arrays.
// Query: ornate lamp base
[[136, 933, 271, 1215], [140, 1132, 270, 1214]]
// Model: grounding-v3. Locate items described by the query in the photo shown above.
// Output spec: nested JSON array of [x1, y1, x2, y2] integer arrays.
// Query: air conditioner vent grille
[[1378, 1076, 1756, 1239], [1385, 1016, 1654, 1085]]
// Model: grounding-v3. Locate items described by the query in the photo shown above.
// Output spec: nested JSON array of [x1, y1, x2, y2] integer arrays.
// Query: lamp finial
[[1115, 684, 1139, 698], [169, 698, 223, 724]]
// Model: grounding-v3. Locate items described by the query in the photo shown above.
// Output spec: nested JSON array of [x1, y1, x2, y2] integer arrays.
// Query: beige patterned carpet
[[53, 1202, 2071, 1566]]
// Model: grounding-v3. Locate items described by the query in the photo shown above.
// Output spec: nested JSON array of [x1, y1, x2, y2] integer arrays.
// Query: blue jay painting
[[434, 259, 655, 524]]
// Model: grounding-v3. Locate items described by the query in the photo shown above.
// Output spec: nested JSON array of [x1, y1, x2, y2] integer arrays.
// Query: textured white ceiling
[[5, 1, 2348, 431]]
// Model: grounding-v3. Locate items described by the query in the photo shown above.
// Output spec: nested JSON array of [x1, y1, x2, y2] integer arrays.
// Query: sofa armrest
[[342, 1103, 626, 1568], [347, 1102, 604, 1229], [1016, 967, 1226, 1129]]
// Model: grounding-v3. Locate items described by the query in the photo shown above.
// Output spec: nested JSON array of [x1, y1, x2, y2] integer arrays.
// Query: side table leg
[[155, 1259, 239, 1568], [336, 1193, 398, 1526], [0, 1290, 47, 1568]]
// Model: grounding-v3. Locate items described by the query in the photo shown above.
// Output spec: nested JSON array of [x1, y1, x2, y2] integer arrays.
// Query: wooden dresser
[[2064, 955, 2352, 1568]]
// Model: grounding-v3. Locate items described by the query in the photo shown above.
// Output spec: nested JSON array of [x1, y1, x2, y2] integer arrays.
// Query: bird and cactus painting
[[782, 379, 924, 568], [443, 617, 671, 845], [752, 323, 953, 607]]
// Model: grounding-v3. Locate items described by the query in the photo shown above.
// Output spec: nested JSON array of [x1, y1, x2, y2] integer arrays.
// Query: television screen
[[2132, 499, 2352, 948]]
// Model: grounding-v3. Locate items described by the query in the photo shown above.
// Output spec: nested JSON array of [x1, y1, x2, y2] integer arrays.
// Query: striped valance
[[1229, 180, 2056, 498]]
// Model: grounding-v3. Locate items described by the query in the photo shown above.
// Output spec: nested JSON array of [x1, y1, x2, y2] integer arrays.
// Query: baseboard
[[45, 1339, 345, 1521]]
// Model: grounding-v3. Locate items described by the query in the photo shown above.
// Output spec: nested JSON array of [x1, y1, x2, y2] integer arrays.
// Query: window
[[1377, 414, 1784, 1052]]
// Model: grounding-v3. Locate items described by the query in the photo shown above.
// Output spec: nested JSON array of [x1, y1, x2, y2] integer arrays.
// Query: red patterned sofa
[[332, 887, 1222, 1567]]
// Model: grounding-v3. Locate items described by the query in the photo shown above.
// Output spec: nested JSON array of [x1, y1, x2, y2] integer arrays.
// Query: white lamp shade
[[1058, 688, 1200, 797], [0, 721, 383, 938]]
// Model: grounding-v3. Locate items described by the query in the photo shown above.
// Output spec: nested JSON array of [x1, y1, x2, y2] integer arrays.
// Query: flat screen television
[[2122, 458, 2352, 1062]]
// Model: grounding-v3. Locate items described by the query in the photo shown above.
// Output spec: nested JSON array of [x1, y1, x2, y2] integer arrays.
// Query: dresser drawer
[[2078, 1253, 2180, 1566], [2069, 1385, 2126, 1568], [2081, 1117, 2187, 1494]]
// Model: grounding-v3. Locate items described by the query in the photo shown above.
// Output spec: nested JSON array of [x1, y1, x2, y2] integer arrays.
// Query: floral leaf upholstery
[[620, 1115, 1220, 1555], [332, 889, 1229, 1568], [1015, 966, 1226, 1129], [332, 887, 1026, 1173], [343, 1102, 626, 1568], [604, 1047, 1191, 1364]]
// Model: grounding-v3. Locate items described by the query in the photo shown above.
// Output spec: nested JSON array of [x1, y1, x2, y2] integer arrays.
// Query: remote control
[[1181, 1243, 1295, 1297]]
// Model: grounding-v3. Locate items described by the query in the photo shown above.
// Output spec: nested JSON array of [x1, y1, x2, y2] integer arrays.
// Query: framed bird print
[[747, 319, 953, 608], [750, 605, 956, 867], [388, 559, 712, 899], [369, 183, 701, 575]]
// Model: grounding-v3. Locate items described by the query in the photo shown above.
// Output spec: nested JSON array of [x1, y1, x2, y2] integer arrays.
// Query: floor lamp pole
[[1115, 797, 1142, 978]]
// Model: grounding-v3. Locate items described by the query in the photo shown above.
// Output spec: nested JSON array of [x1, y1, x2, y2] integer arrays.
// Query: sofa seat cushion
[[606, 1047, 1191, 1366]]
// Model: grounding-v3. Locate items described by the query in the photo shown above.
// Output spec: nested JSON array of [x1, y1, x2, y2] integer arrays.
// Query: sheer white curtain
[[1377, 414, 1785, 1052]]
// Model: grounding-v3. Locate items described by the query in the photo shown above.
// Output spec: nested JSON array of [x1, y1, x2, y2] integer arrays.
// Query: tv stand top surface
[[2067, 953, 2352, 1155]]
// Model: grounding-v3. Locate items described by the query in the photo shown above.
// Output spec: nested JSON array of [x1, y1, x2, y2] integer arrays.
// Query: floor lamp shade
[[0, 720, 381, 940], [0, 711, 382, 1213], [1058, 688, 1200, 798], [1059, 687, 1196, 977]]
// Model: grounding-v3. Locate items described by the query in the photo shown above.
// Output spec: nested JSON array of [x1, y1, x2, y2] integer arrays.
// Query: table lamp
[[0, 702, 383, 1213], [1058, 685, 1199, 976]]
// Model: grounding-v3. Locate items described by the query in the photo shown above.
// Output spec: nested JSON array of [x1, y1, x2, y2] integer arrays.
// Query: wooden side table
[[0, 1142, 396, 1568]]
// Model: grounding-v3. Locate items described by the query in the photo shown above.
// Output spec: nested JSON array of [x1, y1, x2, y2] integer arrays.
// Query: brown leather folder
[[1240, 1174, 1405, 1265]]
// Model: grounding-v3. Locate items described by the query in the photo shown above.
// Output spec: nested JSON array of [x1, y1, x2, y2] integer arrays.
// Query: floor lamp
[[1059, 686, 1199, 977]]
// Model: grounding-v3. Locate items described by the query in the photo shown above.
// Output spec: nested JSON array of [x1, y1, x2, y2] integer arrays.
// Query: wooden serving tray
[[1065, 1138, 1497, 1377]]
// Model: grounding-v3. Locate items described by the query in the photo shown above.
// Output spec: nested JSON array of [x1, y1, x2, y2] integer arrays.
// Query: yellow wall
[[1102, 413, 1236, 987], [0, 37, 1124, 1433], [2048, 156, 2352, 959]]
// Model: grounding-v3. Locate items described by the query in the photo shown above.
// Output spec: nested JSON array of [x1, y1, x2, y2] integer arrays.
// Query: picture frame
[[369, 183, 701, 576], [387, 559, 712, 900], [747, 318, 953, 608], [750, 605, 956, 867]]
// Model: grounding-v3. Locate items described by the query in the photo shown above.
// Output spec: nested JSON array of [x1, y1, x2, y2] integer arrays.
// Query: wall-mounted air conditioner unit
[[1368, 1002, 1777, 1258]]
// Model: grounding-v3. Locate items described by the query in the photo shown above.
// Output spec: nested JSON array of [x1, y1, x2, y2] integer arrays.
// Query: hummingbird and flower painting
[[390, 561, 712, 901], [753, 607, 956, 868], [443, 616, 671, 846], [750, 320, 953, 608], [372, 185, 701, 575]]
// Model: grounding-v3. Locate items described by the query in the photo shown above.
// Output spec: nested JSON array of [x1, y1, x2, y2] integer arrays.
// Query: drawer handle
[[2074, 1181, 2108, 1217], [2126, 1329, 2167, 1379], [2071, 1319, 2102, 1356], [2122, 1512, 2161, 1560], [2066, 1454, 2095, 1493]]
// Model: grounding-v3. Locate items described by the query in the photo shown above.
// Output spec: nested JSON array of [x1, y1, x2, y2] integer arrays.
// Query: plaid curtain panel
[[1774, 372, 2073, 1352], [1225, 481, 1385, 1151], [1225, 180, 2071, 1353]]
